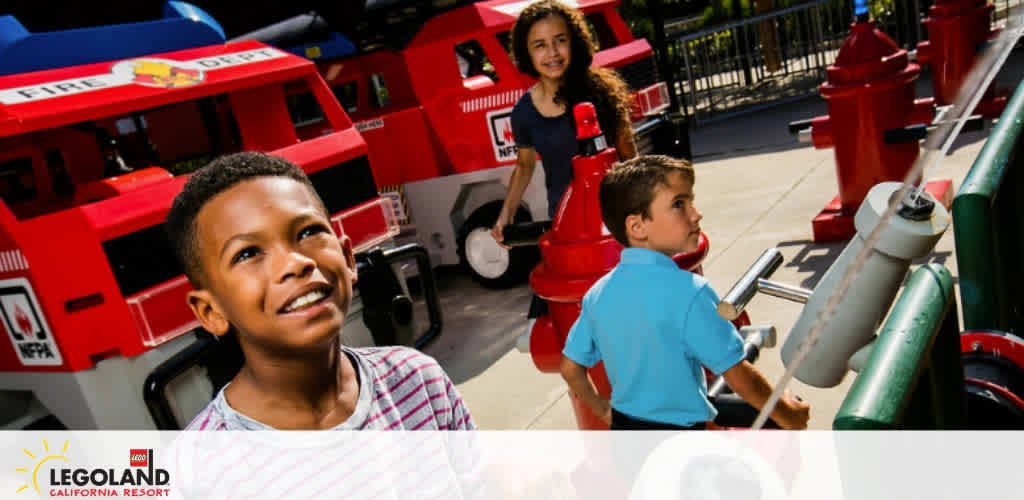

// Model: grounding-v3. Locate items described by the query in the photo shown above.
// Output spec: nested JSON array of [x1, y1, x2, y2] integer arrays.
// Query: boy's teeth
[[285, 289, 326, 312]]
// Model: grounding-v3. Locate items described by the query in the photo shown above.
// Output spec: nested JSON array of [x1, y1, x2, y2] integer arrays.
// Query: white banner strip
[[0, 48, 289, 106], [2, 431, 1021, 500]]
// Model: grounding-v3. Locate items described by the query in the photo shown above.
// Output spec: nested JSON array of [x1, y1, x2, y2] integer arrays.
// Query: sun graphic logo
[[14, 439, 70, 495]]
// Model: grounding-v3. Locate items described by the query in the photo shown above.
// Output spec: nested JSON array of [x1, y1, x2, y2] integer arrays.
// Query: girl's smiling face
[[526, 14, 572, 82]]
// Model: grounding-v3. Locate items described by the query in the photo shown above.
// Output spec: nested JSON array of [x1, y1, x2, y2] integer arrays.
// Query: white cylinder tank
[[780, 182, 951, 387]]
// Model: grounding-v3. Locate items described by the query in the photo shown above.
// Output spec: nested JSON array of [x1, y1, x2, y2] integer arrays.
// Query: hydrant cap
[[929, 0, 990, 18], [574, 102, 602, 140], [826, 21, 913, 85]]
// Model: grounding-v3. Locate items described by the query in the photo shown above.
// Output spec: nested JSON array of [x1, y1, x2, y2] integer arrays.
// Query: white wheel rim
[[465, 227, 510, 279]]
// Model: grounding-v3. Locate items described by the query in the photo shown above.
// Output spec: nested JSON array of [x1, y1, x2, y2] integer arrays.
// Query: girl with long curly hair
[[491, 0, 637, 243]]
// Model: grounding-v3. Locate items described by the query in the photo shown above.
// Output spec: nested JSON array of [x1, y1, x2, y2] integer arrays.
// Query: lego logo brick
[[130, 449, 148, 467]]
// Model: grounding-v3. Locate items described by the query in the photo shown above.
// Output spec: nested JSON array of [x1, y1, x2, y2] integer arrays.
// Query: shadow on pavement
[[407, 265, 533, 384], [776, 239, 846, 290], [775, 238, 957, 293]]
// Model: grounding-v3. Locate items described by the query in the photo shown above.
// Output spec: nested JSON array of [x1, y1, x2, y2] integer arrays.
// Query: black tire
[[457, 203, 539, 289]]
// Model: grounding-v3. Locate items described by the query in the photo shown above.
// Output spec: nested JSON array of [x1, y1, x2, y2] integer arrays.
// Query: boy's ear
[[339, 235, 358, 284], [186, 289, 231, 337], [625, 213, 647, 243]]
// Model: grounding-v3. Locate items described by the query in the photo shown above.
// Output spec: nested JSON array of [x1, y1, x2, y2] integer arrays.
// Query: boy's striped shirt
[[185, 345, 474, 430]]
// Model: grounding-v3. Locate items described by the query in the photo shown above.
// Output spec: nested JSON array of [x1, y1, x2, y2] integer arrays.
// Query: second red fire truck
[[242, 0, 682, 287]]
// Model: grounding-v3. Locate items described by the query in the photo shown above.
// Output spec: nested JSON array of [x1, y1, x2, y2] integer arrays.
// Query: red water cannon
[[525, 102, 621, 429], [916, 0, 1007, 118], [788, 18, 953, 242]]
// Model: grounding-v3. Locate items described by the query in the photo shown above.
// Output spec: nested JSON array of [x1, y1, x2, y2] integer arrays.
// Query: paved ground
[[415, 52, 1024, 430]]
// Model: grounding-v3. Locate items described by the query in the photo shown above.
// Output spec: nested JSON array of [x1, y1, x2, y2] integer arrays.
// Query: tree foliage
[[619, 0, 904, 40]]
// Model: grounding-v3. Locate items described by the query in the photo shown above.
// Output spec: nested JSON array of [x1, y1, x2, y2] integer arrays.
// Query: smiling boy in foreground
[[166, 152, 473, 430]]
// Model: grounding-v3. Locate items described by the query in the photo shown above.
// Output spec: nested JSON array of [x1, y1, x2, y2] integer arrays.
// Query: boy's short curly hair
[[165, 152, 323, 288], [599, 155, 695, 247]]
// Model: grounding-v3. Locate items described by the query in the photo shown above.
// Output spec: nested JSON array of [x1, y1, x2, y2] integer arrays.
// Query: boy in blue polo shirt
[[560, 155, 809, 430]]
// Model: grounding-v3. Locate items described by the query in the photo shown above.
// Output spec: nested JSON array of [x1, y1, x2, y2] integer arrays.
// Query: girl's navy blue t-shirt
[[510, 91, 577, 218]]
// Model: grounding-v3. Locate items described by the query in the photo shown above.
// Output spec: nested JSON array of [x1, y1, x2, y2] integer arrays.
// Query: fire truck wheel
[[458, 204, 538, 289]]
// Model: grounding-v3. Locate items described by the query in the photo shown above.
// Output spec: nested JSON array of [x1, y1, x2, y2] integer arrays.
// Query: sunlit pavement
[[422, 53, 1024, 430]]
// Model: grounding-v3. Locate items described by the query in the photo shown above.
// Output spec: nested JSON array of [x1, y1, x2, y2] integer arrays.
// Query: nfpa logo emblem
[[0, 278, 62, 366], [487, 107, 517, 163]]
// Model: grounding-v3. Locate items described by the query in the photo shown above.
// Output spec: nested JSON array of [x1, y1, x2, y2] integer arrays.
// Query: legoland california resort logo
[[15, 439, 170, 497]]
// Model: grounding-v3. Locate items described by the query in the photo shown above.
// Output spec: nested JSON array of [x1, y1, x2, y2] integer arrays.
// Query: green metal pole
[[953, 77, 1024, 331], [927, 303, 967, 429], [833, 264, 957, 430]]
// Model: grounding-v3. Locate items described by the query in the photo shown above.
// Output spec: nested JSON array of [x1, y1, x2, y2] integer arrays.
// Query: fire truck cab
[[0, 36, 435, 429], [244, 0, 678, 287]]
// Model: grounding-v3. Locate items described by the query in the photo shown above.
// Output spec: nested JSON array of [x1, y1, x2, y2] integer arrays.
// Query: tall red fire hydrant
[[916, 0, 1007, 117], [526, 103, 620, 430], [800, 18, 952, 242], [518, 103, 715, 429]]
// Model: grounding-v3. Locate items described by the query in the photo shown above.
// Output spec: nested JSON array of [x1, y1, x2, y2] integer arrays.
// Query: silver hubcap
[[465, 227, 510, 279]]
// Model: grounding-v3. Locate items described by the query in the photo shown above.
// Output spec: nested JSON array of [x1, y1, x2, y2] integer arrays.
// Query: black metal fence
[[657, 0, 1021, 126]]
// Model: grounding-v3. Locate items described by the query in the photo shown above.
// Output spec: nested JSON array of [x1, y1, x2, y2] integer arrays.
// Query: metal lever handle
[[502, 220, 552, 247], [884, 115, 985, 144], [788, 118, 813, 134], [717, 248, 784, 321], [756, 278, 811, 304], [708, 325, 777, 399]]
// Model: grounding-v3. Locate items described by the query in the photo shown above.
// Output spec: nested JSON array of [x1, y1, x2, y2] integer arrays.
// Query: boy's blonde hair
[[599, 155, 695, 246]]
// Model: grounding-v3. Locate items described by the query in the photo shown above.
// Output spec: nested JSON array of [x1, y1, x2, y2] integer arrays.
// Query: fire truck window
[[286, 92, 327, 127], [585, 13, 617, 51], [454, 40, 499, 82], [94, 114, 159, 178], [139, 95, 238, 176], [0, 156, 37, 204], [333, 82, 359, 113], [45, 149, 74, 198], [369, 73, 391, 109], [128, 92, 239, 177], [115, 117, 141, 135], [496, 31, 513, 59]]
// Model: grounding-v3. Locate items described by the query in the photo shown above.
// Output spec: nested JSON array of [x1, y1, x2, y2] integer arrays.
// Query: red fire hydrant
[[524, 102, 719, 430], [805, 19, 951, 242], [916, 0, 1007, 117]]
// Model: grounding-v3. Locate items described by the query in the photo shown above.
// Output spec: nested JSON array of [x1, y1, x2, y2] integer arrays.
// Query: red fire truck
[[246, 0, 680, 287], [0, 40, 441, 429]]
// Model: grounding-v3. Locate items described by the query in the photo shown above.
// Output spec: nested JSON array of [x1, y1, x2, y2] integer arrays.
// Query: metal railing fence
[[661, 0, 1022, 126]]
